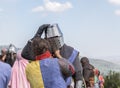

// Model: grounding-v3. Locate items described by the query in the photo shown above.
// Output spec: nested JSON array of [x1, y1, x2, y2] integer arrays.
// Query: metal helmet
[[8, 44, 16, 53], [45, 24, 64, 49]]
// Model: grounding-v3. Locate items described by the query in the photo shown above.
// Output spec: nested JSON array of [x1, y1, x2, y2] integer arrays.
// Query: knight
[[5, 44, 17, 67], [44, 24, 83, 88]]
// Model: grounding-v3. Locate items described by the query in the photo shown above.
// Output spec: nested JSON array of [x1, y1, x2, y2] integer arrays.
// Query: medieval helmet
[[45, 24, 64, 51], [8, 44, 16, 53]]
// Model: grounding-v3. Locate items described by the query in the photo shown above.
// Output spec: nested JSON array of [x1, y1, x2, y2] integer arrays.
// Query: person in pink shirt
[[98, 71, 104, 88], [8, 51, 30, 88]]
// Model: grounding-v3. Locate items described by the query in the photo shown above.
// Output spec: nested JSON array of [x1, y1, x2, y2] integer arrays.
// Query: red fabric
[[69, 65, 75, 74], [36, 51, 52, 60], [94, 68, 99, 75], [99, 75, 104, 83]]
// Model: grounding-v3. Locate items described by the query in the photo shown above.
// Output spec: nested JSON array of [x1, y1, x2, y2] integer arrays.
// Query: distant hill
[[101, 56, 120, 65], [89, 58, 120, 75]]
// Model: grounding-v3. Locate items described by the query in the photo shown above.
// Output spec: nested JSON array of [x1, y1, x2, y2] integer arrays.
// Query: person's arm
[[58, 58, 75, 77], [34, 24, 50, 38], [54, 50, 63, 59], [2, 54, 6, 61], [6, 65, 11, 87], [55, 50, 75, 77], [73, 55, 83, 88], [21, 39, 35, 60], [21, 24, 50, 60]]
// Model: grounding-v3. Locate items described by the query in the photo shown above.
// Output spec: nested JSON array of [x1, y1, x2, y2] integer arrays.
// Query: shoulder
[[0, 61, 11, 73], [0, 61, 11, 69]]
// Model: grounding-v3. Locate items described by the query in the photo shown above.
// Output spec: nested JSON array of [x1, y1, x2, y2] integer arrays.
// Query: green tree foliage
[[104, 71, 120, 88]]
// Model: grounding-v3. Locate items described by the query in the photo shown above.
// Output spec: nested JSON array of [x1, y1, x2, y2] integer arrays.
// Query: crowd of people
[[0, 24, 104, 88]]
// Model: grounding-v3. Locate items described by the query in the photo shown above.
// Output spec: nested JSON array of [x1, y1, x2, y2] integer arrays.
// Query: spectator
[[1, 48, 7, 62], [94, 68, 99, 88], [81, 57, 94, 88], [5, 44, 17, 67], [21, 24, 81, 88], [0, 50, 11, 88], [8, 51, 30, 88], [45, 24, 83, 88], [98, 71, 104, 88], [25, 37, 74, 88]]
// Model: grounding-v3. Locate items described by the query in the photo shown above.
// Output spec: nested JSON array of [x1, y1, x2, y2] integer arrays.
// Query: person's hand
[[54, 50, 63, 59], [34, 24, 50, 38], [2, 54, 6, 61]]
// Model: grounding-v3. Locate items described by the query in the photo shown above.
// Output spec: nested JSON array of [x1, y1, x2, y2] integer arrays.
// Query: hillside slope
[[89, 58, 120, 75]]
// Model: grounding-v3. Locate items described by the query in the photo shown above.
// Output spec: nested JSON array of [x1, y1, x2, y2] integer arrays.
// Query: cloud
[[32, 0, 73, 13], [115, 9, 120, 16], [0, 8, 3, 12], [44, 0, 73, 12], [109, 0, 120, 5], [32, 6, 44, 12], [108, 0, 120, 16]]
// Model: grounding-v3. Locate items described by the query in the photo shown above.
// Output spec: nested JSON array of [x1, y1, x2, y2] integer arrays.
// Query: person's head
[[32, 37, 50, 56], [80, 57, 89, 66], [1, 48, 7, 56], [94, 68, 99, 76], [45, 24, 64, 53], [8, 44, 16, 54]]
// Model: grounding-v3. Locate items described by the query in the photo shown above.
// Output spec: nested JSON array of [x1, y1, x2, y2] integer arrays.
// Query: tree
[[104, 71, 120, 88]]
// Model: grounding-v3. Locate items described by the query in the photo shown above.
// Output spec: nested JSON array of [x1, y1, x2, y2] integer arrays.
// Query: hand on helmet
[[54, 50, 63, 59], [34, 24, 50, 38]]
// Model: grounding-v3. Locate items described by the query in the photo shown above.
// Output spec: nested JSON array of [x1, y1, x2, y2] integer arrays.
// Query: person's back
[[26, 58, 67, 88], [0, 61, 11, 88], [98, 75, 104, 88], [94, 69, 100, 88], [21, 24, 76, 88], [8, 51, 30, 88], [41, 58, 67, 88], [98, 71, 104, 88], [81, 57, 94, 88], [25, 37, 67, 88], [45, 24, 83, 88]]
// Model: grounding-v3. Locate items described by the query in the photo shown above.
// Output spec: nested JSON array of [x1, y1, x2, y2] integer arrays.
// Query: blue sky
[[0, 0, 120, 58]]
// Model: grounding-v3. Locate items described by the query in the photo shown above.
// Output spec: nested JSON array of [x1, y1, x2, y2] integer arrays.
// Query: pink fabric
[[99, 75, 104, 86], [8, 51, 30, 88]]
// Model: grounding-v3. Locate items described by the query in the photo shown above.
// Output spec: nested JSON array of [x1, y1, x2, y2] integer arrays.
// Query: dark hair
[[98, 70, 100, 76], [46, 37, 59, 54], [80, 57, 89, 64], [0, 55, 2, 60], [32, 37, 50, 56]]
